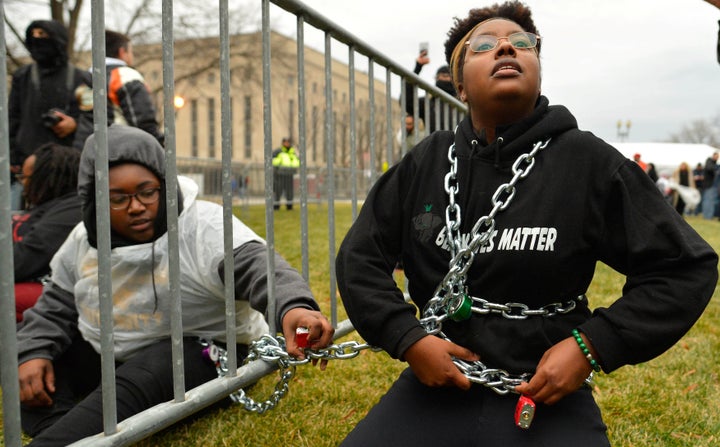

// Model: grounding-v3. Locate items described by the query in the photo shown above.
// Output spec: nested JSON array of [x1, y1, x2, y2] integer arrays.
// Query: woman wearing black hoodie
[[336, 2, 717, 446]]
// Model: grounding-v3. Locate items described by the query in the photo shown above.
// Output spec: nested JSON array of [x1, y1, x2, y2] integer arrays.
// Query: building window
[[244, 96, 252, 159], [207, 72, 215, 84], [190, 99, 198, 157], [208, 97, 216, 158]]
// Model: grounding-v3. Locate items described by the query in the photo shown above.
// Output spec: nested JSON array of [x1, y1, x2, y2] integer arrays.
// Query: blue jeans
[[702, 188, 718, 219]]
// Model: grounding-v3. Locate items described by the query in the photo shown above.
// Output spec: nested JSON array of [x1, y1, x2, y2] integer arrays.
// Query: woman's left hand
[[281, 308, 335, 370], [514, 337, 593, 405]]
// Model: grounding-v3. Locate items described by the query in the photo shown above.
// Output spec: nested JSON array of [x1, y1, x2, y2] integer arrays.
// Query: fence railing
[[0, 0, 466, 446], [175, 157, 377, 203]]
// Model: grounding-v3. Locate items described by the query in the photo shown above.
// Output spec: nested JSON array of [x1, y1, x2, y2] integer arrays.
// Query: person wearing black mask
[[403, 48, 458, 134], [8, 20, 93, 210]]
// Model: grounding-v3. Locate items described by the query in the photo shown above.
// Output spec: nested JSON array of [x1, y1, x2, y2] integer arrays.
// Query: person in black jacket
[[8, 20, 92, 210], [403, 51, 457, 133], [701, 151, 719, 219], [13, 144, 82, 322], [336, 2, 717, 446]]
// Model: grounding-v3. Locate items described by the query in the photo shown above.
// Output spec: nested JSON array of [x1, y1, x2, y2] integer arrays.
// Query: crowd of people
[[632, 150, 720, 219], [8, 20, 164, 322], [9, 20, 330, 447]]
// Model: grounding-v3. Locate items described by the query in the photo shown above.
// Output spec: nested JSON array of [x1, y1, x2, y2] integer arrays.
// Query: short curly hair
[[444, 1, 540, 89]]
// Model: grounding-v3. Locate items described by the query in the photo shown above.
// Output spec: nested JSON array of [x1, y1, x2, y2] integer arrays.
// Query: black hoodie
[[8, 20, 92, 165], [337, 96, 717, 375]]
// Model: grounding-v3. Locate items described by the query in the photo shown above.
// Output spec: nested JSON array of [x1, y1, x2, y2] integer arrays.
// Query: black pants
[[22, 337, 243, 447], [341, 368, 609, 447], [273, 172, 294, 209]]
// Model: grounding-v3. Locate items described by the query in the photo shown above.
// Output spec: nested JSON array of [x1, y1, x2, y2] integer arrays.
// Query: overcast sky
[[11, 0, 720, 144], [269, 0, 720, 143]]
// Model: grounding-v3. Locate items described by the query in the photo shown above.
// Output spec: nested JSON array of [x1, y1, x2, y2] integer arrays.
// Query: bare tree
[[667, 115, 720, 147], [4, 0, 268, 75]]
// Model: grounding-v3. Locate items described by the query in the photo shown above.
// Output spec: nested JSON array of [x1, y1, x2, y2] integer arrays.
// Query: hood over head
[[79, 125, 180, 248], [25, 20, 69, 69]]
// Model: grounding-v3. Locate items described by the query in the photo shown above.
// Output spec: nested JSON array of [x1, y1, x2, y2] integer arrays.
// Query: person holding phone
[[403, 42, 457, 133]]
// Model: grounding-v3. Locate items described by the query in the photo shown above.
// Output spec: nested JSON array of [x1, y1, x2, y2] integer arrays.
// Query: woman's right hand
[[19, 358, 55, 407], [403, 335, 479, 390]]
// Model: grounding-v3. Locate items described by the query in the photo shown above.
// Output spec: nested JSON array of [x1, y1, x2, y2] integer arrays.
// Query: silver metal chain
[[421, 136, 553, 394], [468, 294, 583, 320], [201, 335, 380, 414], [201, 136, 563, 410]]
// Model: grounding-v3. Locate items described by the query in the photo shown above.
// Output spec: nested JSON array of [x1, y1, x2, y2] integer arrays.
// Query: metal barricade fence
[[0, 0, 467, 445]]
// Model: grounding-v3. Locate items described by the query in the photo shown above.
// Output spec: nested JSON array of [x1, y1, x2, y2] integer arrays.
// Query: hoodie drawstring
[[494, 137, 504, 169]]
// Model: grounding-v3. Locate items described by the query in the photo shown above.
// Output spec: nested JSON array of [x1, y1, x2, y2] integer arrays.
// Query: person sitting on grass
[[16, 125, 334, 446], [12, 143, 81, 322]]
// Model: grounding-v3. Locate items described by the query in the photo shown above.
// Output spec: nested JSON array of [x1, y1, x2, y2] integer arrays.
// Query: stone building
[[132, 30, 401, 172]]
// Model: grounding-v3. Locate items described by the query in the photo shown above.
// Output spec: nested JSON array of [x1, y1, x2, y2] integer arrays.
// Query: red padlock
[[295, 327, 310, 349], [514, 394, 535, 429]]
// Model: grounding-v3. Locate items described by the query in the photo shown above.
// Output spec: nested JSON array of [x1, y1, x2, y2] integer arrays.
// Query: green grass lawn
[[3, 205, 719, 446]]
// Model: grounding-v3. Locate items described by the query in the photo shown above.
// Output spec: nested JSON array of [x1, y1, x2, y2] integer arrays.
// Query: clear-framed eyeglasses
[[465, 32, 540, 53], [109, 187, 161, 210]]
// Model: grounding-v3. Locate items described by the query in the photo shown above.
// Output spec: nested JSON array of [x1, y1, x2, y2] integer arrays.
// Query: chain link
[[423, 136, 552, 394], [202, 136, 561, 410], [470, 295, 583, 320], [201, 335, 380, 414]]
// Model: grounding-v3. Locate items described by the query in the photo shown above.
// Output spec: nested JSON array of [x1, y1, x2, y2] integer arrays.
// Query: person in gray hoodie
[[16, 125, 334, 446]]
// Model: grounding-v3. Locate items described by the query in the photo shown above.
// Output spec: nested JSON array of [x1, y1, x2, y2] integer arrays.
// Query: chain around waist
[[466, 294, 587, 320]]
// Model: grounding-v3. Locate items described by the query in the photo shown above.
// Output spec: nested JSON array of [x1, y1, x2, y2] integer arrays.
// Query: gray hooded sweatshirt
[[17, 125, 317, 363]]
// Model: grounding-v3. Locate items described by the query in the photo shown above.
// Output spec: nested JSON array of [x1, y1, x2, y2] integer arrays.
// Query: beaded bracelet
[[572, 329, 601, 372]]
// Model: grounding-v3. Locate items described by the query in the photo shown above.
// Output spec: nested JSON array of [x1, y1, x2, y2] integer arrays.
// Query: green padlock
[[447, 293, 472, 321]]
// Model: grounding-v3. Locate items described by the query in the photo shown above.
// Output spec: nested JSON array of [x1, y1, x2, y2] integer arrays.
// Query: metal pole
[[219, 0, 238, 373], [297, 15, 310, 281], [89, 0, 119, 435], [367, 58, 376, 187], [262, 0, 277, 334], [348, 46, 357, 219], [160, 0, 186, 403], [0, 0, 22, 443], [324, 33, 337, 326]]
